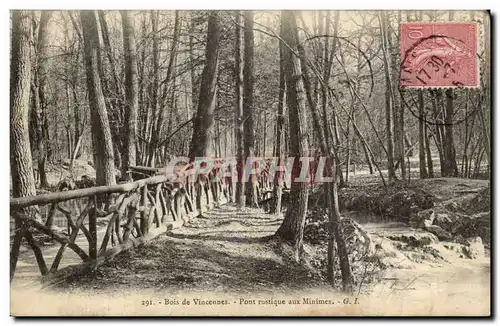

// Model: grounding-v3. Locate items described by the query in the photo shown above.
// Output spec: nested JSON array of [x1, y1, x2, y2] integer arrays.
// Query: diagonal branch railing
[[10, 161, 274, 284]]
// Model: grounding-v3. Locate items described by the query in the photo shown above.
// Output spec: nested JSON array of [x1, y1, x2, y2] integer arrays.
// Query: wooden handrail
[[10, 175, 168, 208]]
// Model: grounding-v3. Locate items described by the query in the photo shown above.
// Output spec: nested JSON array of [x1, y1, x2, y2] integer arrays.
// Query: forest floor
[[10, 173, 491, 316]]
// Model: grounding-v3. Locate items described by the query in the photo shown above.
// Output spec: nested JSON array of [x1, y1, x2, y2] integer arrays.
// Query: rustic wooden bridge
[[10, 162, 276, 286]]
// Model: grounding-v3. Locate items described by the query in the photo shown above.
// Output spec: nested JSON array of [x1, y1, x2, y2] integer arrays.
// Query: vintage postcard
[[9, 9, 491, 316]]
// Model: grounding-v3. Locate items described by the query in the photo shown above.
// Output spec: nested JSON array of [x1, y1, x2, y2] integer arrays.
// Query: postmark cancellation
[[400, 22, 479, 88]]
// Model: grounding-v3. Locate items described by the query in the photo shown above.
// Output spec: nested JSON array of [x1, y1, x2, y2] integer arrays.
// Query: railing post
[[196, 179, 203, 214], [211, 174, 218, 206], [231, 164, 236, 202], [10, 214, 24, 281], [89, 196, 97, 259], [205, 180, 211, 209], [140, 185, 149, 233]]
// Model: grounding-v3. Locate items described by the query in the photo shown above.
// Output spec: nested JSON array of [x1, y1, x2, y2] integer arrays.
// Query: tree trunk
[[120, 10, 139, 181], [379, 12, 396, 182], [442, 89, 458, 177], [189, 13, 198, 115], [360, 132, 374, 174], [321, 11, 349, 188], [263, 112, 267, 155], [98, 11, 124, 172], [137, 12, 148, 164], [148, 10, 160, 166], [275, 10, 310, 263], [395, 12, 406, 181], [243, 11, 259, 207], [345, 119, 351, 183], [481, 11, 491, 175], [418, 90, 428, 179], [351, 117, 387, 186], [299, 10, 353, 290], [11, 10, 37, 199], [80, 10, 116, 187], [322, 11, 345, 188], [71, 42, 83, 162], [425, 123, 434, 178], [331, 113, 345, 187], [32, 10, 52, 189], [234, 11, 245, 207], [10, 10, 38, 280], [270, 20, 286, 215], [164, 50, 180, 155], [97, 11, 123, 101], [430, 90, 444, 174], [398, 92, 406, 180], [149, 10, 181, 166], [188, 11, 220, 158]]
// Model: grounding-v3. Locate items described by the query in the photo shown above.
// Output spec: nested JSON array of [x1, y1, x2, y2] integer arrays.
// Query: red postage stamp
[[400, 22, 478, 88]]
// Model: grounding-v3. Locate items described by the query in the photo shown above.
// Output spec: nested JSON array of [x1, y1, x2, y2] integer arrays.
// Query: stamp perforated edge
[[399, 21, 482, 89]]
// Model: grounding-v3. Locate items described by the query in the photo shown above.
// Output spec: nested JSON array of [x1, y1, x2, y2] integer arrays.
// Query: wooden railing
[[10, 161, 275, 283]]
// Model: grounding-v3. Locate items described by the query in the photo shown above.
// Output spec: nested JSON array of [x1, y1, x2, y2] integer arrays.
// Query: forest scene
[[10, 10, 491, 316]]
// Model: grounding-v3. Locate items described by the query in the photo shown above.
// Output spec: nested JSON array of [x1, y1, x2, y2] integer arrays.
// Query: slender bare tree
[[121, 10, 139, 180], [234, 11, 245, 207], [270, 20, 287, 215], [243, 10, 259, 207], [379, 11, 396, 182], [80, 10, 116, 186], [31, 10, 53, 188], [418, 90, 428, 178]]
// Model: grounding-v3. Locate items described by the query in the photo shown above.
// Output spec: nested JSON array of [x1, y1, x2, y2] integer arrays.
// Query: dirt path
[[48, 205, 324, 295]]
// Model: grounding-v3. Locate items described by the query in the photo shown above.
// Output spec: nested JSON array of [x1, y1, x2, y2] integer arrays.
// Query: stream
[[345, 210, 490, 316]]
